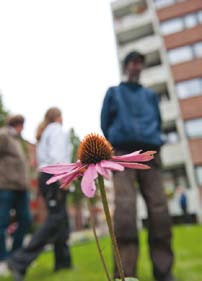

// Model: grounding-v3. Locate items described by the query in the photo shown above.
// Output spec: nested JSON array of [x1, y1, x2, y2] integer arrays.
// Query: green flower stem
[[98, 175, 125, 281], [87, 199, 112, 281]]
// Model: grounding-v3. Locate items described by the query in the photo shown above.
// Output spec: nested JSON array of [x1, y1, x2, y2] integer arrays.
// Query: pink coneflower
[[41, 133, 156, 198]]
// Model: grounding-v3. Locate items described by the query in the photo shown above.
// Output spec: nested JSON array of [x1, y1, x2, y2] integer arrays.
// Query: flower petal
[[116, 161, 150, 170], [96, 163, 111, 180], [60, 172, 80, 189], [46, 173, 70, 185], [81, 164, 98, 198], [46, 165, 83, 185], [101, 160, 124, 172], [40, 162, 81, 175], [112, 150, 156, 162]]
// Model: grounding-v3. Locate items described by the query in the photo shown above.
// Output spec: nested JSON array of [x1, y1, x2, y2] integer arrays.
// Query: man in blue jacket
[[101, 51, 174, 281]]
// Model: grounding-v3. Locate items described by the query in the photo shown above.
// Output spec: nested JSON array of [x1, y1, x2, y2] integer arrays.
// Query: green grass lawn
[[2, 225, 202, 281]]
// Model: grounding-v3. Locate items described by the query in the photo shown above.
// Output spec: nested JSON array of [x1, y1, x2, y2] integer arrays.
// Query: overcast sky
[[0, 0, 120, 143]]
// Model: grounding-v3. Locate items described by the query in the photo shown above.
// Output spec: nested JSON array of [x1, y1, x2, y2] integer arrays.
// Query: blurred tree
[[69, 128, 83, 230], [0, 94, 8, 127], [70, 128, 80, 163]]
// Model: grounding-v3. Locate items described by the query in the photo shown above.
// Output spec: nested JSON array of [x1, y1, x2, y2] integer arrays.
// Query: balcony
[[140, 64, 168, 87], [160, 100, 178, 124], [118, 34, 161, 59], [115, 10, 153, 43], [111, 0, 146, 17], [161, 142, 185, 167]]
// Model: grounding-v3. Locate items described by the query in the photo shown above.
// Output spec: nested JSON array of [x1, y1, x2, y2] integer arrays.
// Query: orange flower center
[[78, 133, 113, 164]]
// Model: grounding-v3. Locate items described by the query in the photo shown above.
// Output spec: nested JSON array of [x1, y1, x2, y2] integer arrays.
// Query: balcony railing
[[112, 0, 146, 17], [161, 142, 185, 166], [118, 34, 161, 60], [114, 10, 152, 33], [141, 64, 168, 87], [112, 0, 143, 11], [160, 100, 178, 123]]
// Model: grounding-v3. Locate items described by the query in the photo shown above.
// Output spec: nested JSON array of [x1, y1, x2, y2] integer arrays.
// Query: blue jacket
[[179, 193, 187, 209], [101, 82, 163, 150]]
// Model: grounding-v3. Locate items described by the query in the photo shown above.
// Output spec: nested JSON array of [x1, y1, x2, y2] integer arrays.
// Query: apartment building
[[111, 0, 202, 220]]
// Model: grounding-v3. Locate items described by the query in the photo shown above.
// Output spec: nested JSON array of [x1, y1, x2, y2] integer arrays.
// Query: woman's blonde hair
[[36, 107, 61, 141]]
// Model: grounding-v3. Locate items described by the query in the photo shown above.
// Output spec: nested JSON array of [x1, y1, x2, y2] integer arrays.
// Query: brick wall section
[[180, 96, 202, 120], [157, 0, 202, 22], [26, 141, 46, 224], [171, 59, 202, 82], [189, 139, 202, 165], [164, 26, 202, 50]]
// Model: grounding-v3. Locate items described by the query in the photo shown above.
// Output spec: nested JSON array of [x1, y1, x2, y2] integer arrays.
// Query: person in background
[[8, 107, 72, 281], [178, 186, 189, 224], [0, 115, 31, 276], [101, 51, 175, 281]]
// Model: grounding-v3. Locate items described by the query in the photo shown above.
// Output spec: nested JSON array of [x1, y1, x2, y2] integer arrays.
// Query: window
[[184, 119, 202, 138], [168, 42, 202, 65], [160, 18, 183, 35], [198, 11, 202, 24], [154, 0, 186, 9], [168, 46, 193, 64], [195, 166, 202, 185], [176, 78, 202, 99], [184, 13, 198, 28], [160, 11, 201, 35], [193, 42, 202, 58], [154, 0, 175, 9]]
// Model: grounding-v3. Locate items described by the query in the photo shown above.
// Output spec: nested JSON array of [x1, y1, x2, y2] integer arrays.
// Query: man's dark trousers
[[8, 173, 71, 275], [0, 190, 31, 261], [113, 153, 173, 281]]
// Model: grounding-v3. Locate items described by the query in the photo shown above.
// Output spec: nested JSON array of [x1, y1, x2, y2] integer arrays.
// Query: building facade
[[111, 0, 202, 220]]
